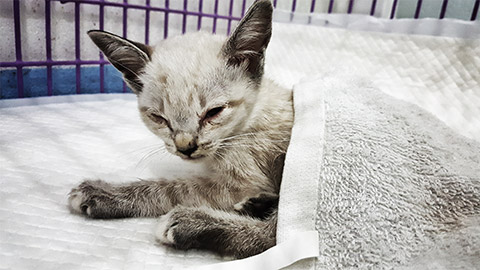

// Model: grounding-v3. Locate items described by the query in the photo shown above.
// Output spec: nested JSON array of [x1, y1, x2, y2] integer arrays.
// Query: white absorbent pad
[[265, 22, 480, 143], [0, 94, 230, 270], [277, 75, 480, 270]]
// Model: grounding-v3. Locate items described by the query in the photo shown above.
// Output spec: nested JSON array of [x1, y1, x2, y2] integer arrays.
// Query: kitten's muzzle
[[174, 133, 198, 157]]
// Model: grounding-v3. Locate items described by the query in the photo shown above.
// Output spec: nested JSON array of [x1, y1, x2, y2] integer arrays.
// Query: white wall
[[0, 0, 400, 64]]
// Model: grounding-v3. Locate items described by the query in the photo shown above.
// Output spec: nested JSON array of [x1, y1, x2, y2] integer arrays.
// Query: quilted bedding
[[0, 95, 223, 269], [1, 21, 479, 269]]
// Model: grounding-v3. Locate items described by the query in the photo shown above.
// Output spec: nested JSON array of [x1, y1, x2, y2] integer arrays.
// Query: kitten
[[68, 0, 293, 259]]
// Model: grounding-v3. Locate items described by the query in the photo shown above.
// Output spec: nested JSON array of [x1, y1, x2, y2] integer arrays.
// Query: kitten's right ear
[[88, 30, 153, 95], [222, 0, 273, 81]]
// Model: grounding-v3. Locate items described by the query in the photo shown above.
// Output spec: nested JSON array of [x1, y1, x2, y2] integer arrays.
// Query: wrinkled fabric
[[278, 75, 480, 270]]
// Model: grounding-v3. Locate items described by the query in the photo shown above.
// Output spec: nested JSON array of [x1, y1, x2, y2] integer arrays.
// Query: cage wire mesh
[[0, 0, 479, 99]]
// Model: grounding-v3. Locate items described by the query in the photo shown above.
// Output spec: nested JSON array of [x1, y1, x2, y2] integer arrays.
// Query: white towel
[[277, 75, 480, 269]]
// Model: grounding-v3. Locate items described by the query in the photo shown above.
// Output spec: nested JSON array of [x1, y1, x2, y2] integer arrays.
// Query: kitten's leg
[[68, 180, 133, 218], [156, 206, 277, 259], [234, 192, 279, 219], [68, 178, 240, 219]]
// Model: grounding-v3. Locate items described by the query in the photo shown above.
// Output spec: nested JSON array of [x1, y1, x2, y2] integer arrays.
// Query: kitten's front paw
[[68, 179, 116, 218], [155, 207, 205, 250], [155, 210, 177, 246], [234, 192, 279, 219], [69, 188, 89, 215]]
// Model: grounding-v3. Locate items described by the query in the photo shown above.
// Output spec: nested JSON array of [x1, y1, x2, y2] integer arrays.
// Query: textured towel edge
[[181, 231, 319, 270], [276, 76, 327, 269]]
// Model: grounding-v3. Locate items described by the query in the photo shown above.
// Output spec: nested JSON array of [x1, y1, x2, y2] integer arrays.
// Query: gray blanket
[[277, 76, 480, 269]]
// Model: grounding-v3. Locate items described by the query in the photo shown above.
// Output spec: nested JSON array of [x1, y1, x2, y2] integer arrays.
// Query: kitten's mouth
[[179, 154, 205, 161]]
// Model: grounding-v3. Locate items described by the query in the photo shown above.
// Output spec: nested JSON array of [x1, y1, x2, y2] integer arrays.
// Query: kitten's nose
[[174, 133, 198, 156], [177, 145, 198, 157]]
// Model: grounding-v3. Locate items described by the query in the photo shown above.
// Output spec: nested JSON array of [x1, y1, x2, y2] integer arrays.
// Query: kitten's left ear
[[222, 0, 273, 81], [88, 30, 153, 95]]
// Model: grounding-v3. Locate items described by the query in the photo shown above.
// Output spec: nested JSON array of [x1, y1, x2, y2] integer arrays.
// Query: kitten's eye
[[148, 113, 168, 125], [203, 106, 225, 122]]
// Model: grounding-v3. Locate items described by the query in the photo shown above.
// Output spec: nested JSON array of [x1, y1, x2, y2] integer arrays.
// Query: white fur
[[155, 211, 175, 245], [68, 190, 90, 215]]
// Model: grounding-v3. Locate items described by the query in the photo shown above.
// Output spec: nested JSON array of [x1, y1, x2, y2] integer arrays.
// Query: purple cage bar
[[1, 0, 479, 99]]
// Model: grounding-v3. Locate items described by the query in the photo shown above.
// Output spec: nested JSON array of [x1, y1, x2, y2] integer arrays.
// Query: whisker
[[135, 147, 169, 169], [219, 139, 289, 146], [124, 144, 166, 155], [216, 142, 287, 152], [218, 131, 287, 143]]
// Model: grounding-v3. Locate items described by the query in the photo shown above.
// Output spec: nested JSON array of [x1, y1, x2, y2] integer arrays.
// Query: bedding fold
[[277, 75, 480, 270]]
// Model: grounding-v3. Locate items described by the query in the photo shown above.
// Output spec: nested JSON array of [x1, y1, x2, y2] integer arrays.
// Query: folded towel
[[278, 75, 480, 269]]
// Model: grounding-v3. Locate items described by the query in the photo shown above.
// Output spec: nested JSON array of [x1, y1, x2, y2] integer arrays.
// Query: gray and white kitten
[[68, 0, 293, 259]]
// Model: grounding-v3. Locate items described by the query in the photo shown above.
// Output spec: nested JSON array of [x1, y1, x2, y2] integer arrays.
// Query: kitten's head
[[88, 0, 272, 161]]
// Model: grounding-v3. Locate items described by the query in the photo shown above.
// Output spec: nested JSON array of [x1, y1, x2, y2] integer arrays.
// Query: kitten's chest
[[208, 145, 283, 193]]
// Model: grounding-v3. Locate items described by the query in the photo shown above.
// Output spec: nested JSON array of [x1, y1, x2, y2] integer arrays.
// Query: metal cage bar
[[439, 0, 448, 19], [212, 0, 219, 33], [45, 0, 53, 96], [241, 0, 247, 16], [75, 2, 81, 94], [99, 0, 105, 93], [390, 0, 398, 19], [182, 0, 187, 34], [122, 0, 128, 93], [164, 0, 169, 39], [472, 0, 480, 21], [370, 0, 377, 16], [414, 0, 423, 19], [328, 0, 334, 14], [13, 0, 24, 98], [145, 0, 150, 44], [347, 0, 354, 14]]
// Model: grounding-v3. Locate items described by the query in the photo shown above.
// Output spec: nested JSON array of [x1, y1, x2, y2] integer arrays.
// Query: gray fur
[[222, 0, 273, 81], [88, 30, 153, 94], [69, 0, 291, 258], [156, 206, 277, 259]]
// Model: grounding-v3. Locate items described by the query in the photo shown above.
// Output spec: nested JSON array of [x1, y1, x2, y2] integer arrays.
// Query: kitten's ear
[[88, 30, 153, 95], [222, 0, 273, 81]]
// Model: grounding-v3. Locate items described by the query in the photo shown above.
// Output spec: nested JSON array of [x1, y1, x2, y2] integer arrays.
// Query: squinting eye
[[204, 106, 225, 122], [148, 113, 168, 125]]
